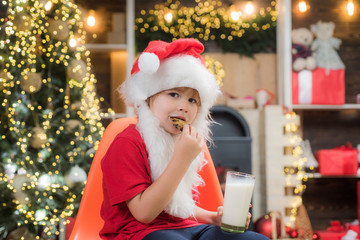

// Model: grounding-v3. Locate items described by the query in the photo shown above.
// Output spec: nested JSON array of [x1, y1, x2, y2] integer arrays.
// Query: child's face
[[149, 87, 200, 135]]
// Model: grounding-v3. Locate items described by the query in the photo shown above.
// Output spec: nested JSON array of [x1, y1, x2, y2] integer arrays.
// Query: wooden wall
[[302, 177, 359, 230], [292, 0, 360, 230], [292, 0, 360, 104], [292, 0, 360, 150]]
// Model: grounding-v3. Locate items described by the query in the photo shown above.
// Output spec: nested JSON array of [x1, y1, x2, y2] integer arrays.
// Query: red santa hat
[[121, 38, 220, 115]]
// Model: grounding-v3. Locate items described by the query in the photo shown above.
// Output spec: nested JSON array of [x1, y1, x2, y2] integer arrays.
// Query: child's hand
[[245, 212, 252, 230], [215, 206, 223, 226], [174, 124, 203, 164], [216, 204, 252, 229], [245, 204, 252, 230]]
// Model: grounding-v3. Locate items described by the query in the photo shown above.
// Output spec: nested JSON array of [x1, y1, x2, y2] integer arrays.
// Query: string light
[[86, 10, 96, 27], [298, 0, 308, 13], [347, 0, 355, 16], [69, 37, 77, 48], [229, 5, 242, 21], [44, 1, 52, 12], [164, 11, 173, 23], [244, 1, 255, 15], [283, 112, 312, 227], [136, 0, 277, 57]]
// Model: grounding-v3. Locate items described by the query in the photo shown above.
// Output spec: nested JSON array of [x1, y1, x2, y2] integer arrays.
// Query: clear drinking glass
[[221, 171, 255, 233]]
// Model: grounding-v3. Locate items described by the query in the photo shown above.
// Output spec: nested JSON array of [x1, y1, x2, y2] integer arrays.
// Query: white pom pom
[[138, 52, 160, 74]]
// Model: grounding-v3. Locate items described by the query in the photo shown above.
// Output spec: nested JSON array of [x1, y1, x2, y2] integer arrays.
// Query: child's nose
[[178, 100, 189, 112]]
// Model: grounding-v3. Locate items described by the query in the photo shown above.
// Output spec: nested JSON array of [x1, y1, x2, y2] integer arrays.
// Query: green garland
[[135, 0, 277, 57]]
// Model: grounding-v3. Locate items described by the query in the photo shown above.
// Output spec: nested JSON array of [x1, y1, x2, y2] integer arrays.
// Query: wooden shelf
[[84, 43, 127, 52], [291, 104, 360, 110], [310, 173, 360, 179]]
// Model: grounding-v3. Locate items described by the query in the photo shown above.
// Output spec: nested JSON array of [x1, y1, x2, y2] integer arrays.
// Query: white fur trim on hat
[[138, 52, 160, 75], [121, 55, 221, 114]]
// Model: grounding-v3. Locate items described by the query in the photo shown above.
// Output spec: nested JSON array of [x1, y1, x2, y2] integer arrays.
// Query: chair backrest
[[69, 117, 223, 240]]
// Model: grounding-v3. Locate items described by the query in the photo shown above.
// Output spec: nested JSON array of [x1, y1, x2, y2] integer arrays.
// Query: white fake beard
[[136, 103, 205, 219]]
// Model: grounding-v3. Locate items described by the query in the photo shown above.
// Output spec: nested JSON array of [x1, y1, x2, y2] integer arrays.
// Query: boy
[[100, 38, 268, 240]]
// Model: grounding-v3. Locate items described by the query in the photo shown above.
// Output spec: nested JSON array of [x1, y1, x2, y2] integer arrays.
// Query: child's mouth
[[170, 116, 187, 131]]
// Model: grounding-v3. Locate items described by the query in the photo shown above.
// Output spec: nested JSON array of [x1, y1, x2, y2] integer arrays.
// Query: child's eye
[[189, 98, 197, 104], [169, 92, 179, 98]]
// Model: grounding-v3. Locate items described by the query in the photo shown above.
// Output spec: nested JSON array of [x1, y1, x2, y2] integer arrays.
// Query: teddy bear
[[292, 27, 317, 72], [310, 20, 345, 71]]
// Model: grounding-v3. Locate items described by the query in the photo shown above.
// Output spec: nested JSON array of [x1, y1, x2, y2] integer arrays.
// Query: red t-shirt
[[100, 124, 200, 240]]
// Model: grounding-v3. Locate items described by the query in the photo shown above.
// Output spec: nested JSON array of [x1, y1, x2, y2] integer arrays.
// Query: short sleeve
[[101, 135, 151, 206]]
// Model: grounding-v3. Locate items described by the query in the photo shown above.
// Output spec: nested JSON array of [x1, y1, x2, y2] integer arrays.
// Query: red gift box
[[317, 221, 360, 240], [317, 230, 346, 240], [317, 145, 358, 175], [292, 67, 345, 105]]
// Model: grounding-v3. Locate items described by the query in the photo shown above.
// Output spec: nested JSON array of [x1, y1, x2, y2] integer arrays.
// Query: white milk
[[221, 181, 255, 231]]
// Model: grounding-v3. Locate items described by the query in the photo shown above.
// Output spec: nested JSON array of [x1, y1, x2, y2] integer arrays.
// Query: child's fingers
[[189, 125, 197, 137], [217, 206, 223, 216], [182, 124, 190, 134], [246, 212, 252, 229]]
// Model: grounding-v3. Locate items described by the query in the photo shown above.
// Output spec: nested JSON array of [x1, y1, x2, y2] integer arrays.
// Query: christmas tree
[[0, 0, 106, 238]]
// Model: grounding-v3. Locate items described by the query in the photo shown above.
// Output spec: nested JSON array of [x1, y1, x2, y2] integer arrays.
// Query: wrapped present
[[317, 230, 347, 240], [316, 221, 347, 240], [317, 145, 359, 175], [328, 221, 345, 232], [292, 67, 345, 105]]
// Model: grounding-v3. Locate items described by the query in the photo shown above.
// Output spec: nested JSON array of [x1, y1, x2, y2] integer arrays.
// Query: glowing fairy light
[[244, 1, 254, 15], [69, 37, 77, 48], [347, 0, 354, 16], [164, 11, 173, 23], [298, 1, 308, 13], [86, 10, 96, 27], [230, 11, 240, 21], [230, 9, 242, 21], [44, 1, 52, 11]]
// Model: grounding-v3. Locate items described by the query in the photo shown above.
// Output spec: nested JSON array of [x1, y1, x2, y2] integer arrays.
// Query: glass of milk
[[221, 171, 255, 233]]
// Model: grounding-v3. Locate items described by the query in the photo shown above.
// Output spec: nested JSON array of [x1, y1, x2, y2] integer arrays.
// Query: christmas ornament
[[71, 101, 83, 110], [312, 232, 320, 240], [289, 229, 298, 238], [254, 211, 284, 239], [4, 163, 17, 180], [11, 174, 30, 205], [65, 119, 84, 137], [48, 19, 70, 41], [12, 12, 33, 32], [37, 174, 53, 190], [30, 126, 47, 149], [5, 226, 36, 240], [34, 209, 47, 221], [0, 71, 11, 90], [67, 59, 88, 82], [64, 165, 87, 187], [20, 72, 42, 93]]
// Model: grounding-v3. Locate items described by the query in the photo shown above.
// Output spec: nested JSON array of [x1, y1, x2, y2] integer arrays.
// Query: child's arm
[[193, 205, 252, 229], [126, 124, 203, 224], [191, 206, 222, 226]]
